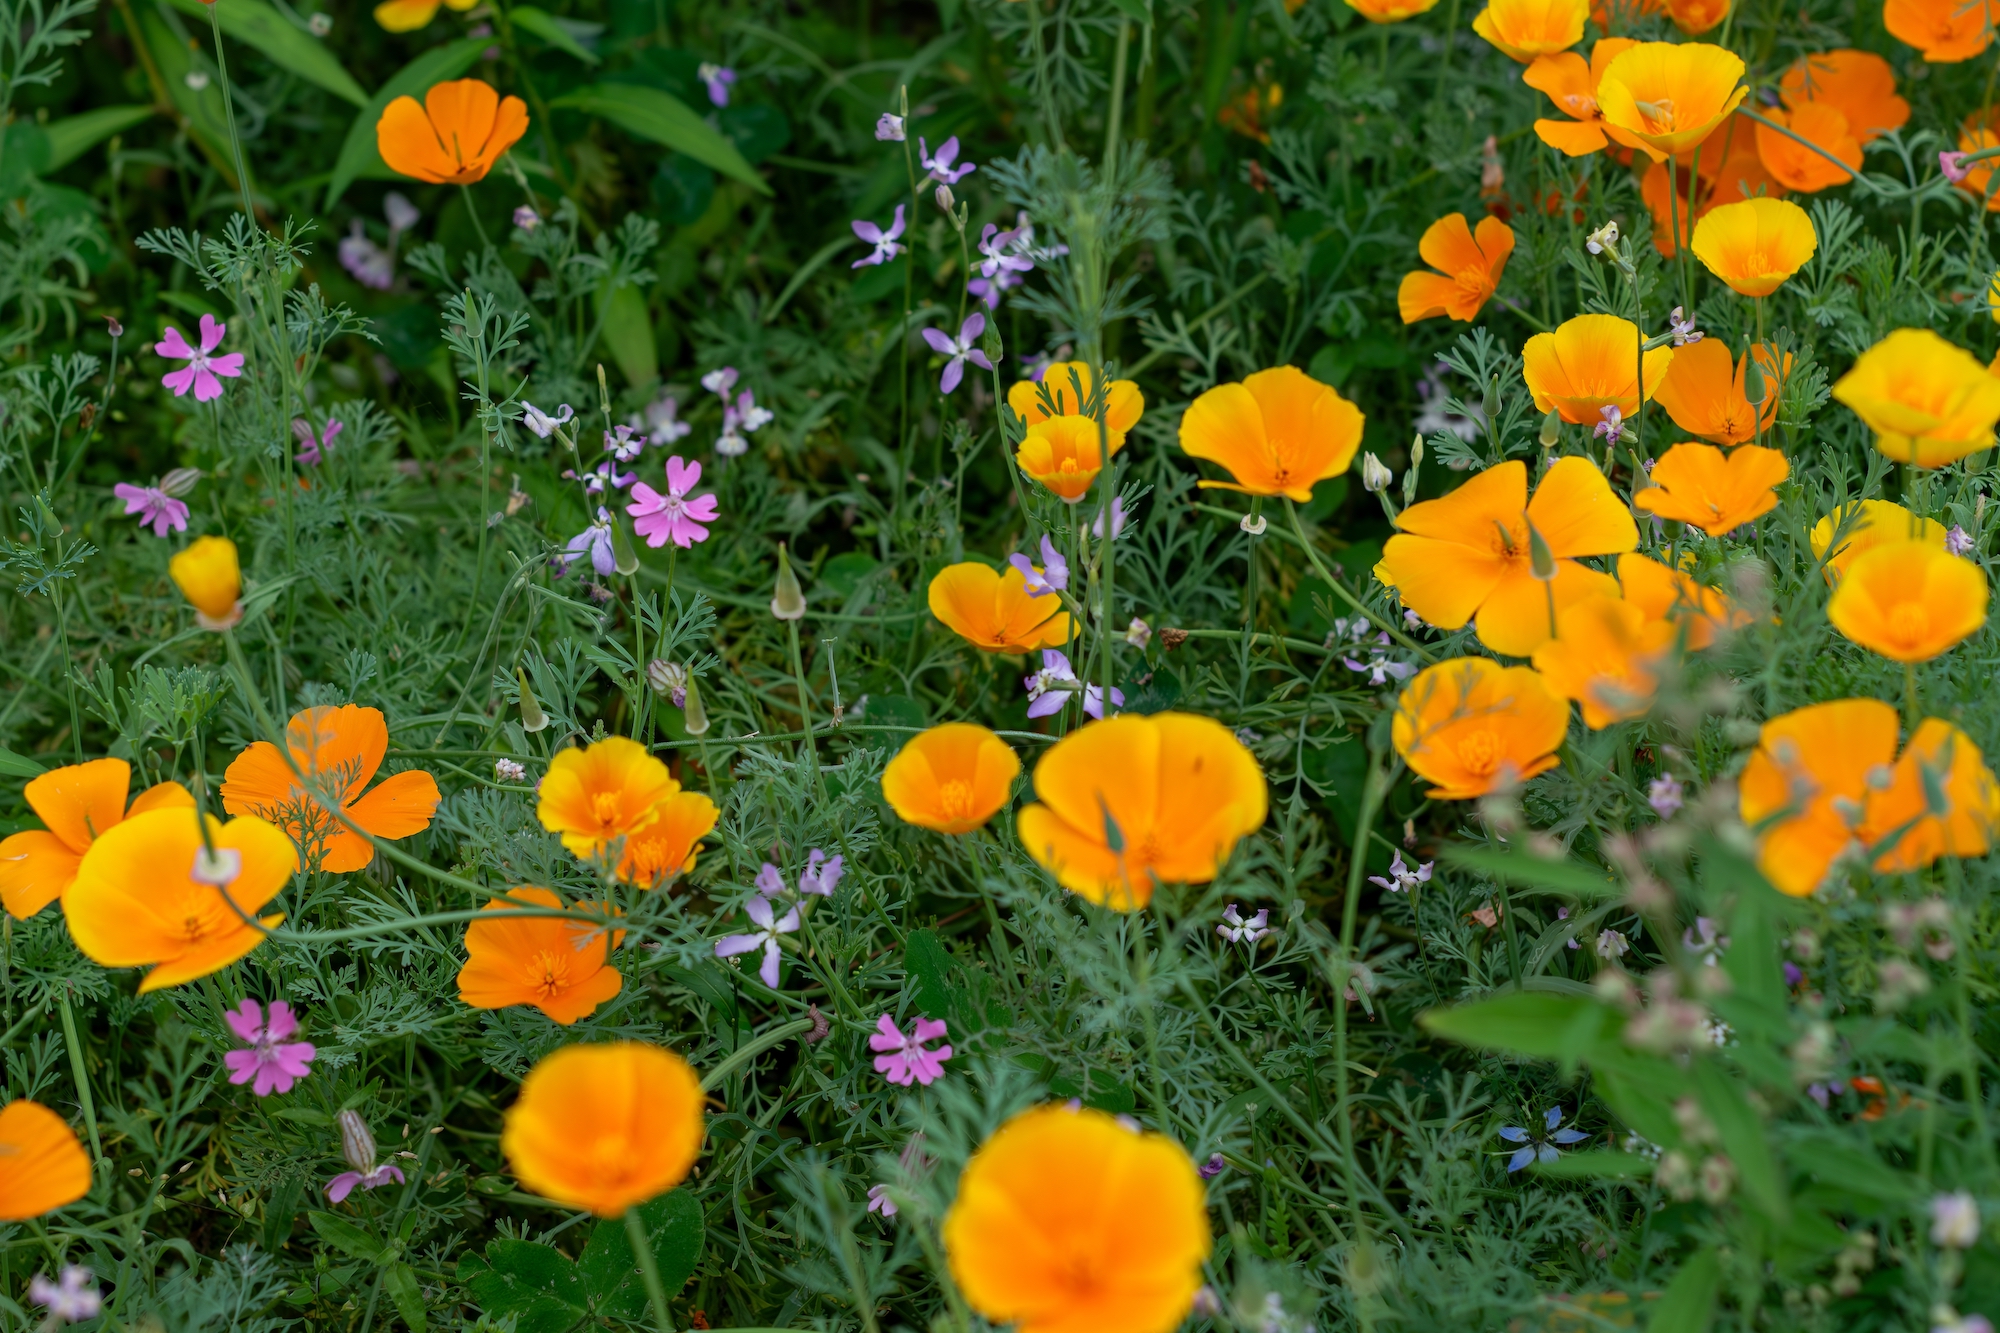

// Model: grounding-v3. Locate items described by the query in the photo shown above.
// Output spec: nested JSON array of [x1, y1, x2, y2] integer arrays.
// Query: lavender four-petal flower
[[852, 205, 907, 268], [1008, 535, 1068, 597], [922, 314, 992, 394], [715, 894, 800, 989], [919, 135, 976, 185], [1498, 1105, 1590, 1172]]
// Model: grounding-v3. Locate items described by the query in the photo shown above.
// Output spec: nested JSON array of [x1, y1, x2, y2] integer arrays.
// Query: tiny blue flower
[[1497, 1105, 1590, 1172]]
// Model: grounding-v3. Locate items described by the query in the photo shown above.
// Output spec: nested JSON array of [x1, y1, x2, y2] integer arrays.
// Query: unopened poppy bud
[[1360, 452, 1393, 493], [682, 673, 710, 735], [1527, 523, 1557, 581], [169, 534, 242, 631], [981, 319, 1004, 364], [1742, 356, 1767, 405], [596, 363, 611, 419], [1482, 377, 1501, 422], [515, 669, 548, 733], [337, 1110, 377, 1173], [609, 513, 640, 576], [771, 542, 806, 620], [159, 467, 203, 498], [1404, 435, 1423, 505], [1539, 408, 1562, 448]]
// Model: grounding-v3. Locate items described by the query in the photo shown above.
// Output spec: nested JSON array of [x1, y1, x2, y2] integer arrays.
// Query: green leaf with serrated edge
[[324, 36, 488, 207], [1440, 845, 1622, 898], [1692, 1060, 1787, 1223], [578, 1189, 704, 1319], [1529, 1151, 1657, 1179], [509, 5, 600, 64], [163, 0, 367, 106], [1647, 1247, 1721, 1333], [459, 1240, 587, 1333], [44, 106, 154, 171], [553, 84, 769, 194], [307, 1211, 386, 1263]]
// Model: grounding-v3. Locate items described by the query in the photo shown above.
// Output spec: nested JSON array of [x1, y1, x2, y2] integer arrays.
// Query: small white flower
[[185, 70, 211, 90], [1595, 929, 1630, 960], [1125, 618, 1153, 649], [1932, 1192, 1981, 1248], [1217, 904, 1270, 944], [494, 758, 526, 782], [520, 402, 574, 439]]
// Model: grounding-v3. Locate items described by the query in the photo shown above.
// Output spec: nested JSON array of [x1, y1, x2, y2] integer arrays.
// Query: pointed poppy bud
[[609, 513, 640, 576], [771, 542, 806, 621], [1539, 408, 1562, 449], [683, 673, 710, 736], [1742, 356, 1767, 406], [1527, 522, 1557, 582], [516, 668, 548, 733]]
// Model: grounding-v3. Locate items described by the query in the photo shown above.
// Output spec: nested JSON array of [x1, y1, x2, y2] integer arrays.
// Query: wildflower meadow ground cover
[[2, 0, 2000, 1326]]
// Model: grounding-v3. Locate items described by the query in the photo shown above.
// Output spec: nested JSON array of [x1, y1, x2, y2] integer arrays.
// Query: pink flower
[[627, 456, 720, 549], [1941, 150, 1971, 183], [338, 222, 393, 290], [325, 1163, 404, 1203], [866, 1183, 897, 1216], [156, 315, 245, 402], [292, 417, 343, 466], [222, 999, 317, 1096], [869, 1014, 953, 1087], [113, 484, 189, 537]]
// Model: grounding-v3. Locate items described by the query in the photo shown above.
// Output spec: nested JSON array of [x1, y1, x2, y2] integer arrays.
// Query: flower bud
[[169, 535, 242, 630], [609, 513, 640, 576], [1538, 408, 1562, 449], [1482, 377, 1501, 422], [1403, 433, 1423, 505], [981, 318, 1004, 364], [934, 183, 955, 214], [1527, 522, 1557, 581], [515, 668, 548, 733], [337, 1109, 377, 1173], [1360, 452, 1393, 493], [1742, 356, 1767, 406], [647, 659, 687, 699], [682, 673, 710, 736], [105, 315, 124, 337], [159, 467, 203, 498], [771, 541, 806, 620]]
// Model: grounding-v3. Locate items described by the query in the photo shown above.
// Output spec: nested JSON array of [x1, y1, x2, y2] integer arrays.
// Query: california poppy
[[1752, 103, 1862, 191], [1346, 0, 1442, 18], [170, 534, 241, 630], [944, 1105, 1211, 1333], [1397, 214, 1516, 323], [1016, 417, 1106, 502], [1617, 552, 1747, 649], [1596, 42, 1748, 161], [1689, 197, 1817, 296], [1869, 719, 2000, 873], [65, 808, 293, 992], [457, 887, 624, 1025], [0, 758, 193, 919], [1634, 442, 1789, 535], [1007, 363, 1144, 453], [1665, 0, 1728, 33], [1952, 127, 2000, 211], [373, 0, 475, 31], [1826, 540, 1988, 662], [881, 723, 1022, 834], [1531, 595, 1677, 728], [1391, 657, 1568, 797], [0, 1101, 91, 1221], [929, 562, 1072, 653], [221, 705, 442, 874], [1641, 120, 1787, 257], [1525, 39, 1639, 155], [1217, 83, 1283, 142], [1653, 339, 1785, 444], [1177, 366, 1366, 499], [1810, 500, 1948, 582], [377, 79, 529, 186], [535, 736, 681, 862], [615, 790, 718, 887], [1472, 0, 1588, 62], [1780, 50, 1909, 143], [502, 1042, 704, 1217], [1016, 713, 1267, 911], [1378, 456, 1638, 656], [1832, 328, 2000, 467], [1884, 0, 1998, 62], [1522, 314, 1675, 424]]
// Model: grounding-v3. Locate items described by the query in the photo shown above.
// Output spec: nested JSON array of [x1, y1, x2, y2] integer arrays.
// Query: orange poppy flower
[[1780, 50, 1909, 144], [457, 887, 624, 1025], [1472, 0, 1588, 62], [1884, 0, 1998, 62], [881, 723, 1022, 834], [1653, 339, 1785, 444], [1689, 197, 1817, 296], [0, 758, 193, 920], [1391, 657, 1568, 798], [943, 1105, 1211, 1333], [1869, 719, 2000, 873], [1016, 713, 1267, 911], [1347, 0, 1443, 18], [376, 79, 529, 186], [1596, 42, 1748, 162], [373, 0, 476, 31], [1217, 83, 1283, 142], [1826, 540, 1988, 663], [503, 1041, 704, 1217], [1809, 500, 1948, 582], [1617, 552, 1747, 649], [1634, 442, 1789, 536], [170, 534, 241, 630], [1522, 314, 1676, 425], [221, 704, 442, 874], [1832, 328, 2000, 467], [64, 808, 293, 992], [1177, 366, 1366, 499], [1397, 214, 1516, 323], [1007, 363, 1144, 453], [615, 790, 717, 887], [929, 562, 1072, 653], [0, 1101, 90, 1221], [1952, 128, 2000, 212], [535, 736, 680, 862], [1525, 39, 1639, 155], [1531, 595, 1677, 728], [1378, 456, 1637, 656], [1665, 0, 1728, 33], [1017, 417, 1106, 502], [1753, 103, 1861, 192]]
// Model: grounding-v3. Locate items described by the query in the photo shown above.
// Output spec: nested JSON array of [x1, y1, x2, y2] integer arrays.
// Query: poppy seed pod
[[682, 673, 710, 736], [337, 1110, 377, 1173], [516, 669, 548, 733], [771, 542, 807, 620]]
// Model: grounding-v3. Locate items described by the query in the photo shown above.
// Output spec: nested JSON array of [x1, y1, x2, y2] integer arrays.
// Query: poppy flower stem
[[205, 3, 257, 223], [56, 987, 103, 1170], [622, 1207, 676, 1333], [1284, 500, 1435, 663]]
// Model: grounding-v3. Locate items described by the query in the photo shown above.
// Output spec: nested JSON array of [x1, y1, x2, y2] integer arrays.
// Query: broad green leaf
[[325, 36, 489, 207], [0, 747, 42, 778], [596, 280, 657, 386], [164, 0, 367, 106], [1784, 1133, 1918, 1207], [306, 1210, 386, 1263], [382, 1260, 428, 1333], [1648, 1247, 1721, 1333], [457, 1240, 587, 1333], [578, 1189, 704, 1319], [1530, 1151, 1657, 1179], [1714, 839, 1794, 1013], [1589, 1049, 1686, 1148], [554, 84, 770, 194], [134, 9, 238, 183], [904, 927, 955, 1022], [44, 106, 155, 170], [1419, 991, 1616, 1062], [1440, 845, 1622, 899], [509, 5, 600, 64], [1692, 1060, 1787, 1223]]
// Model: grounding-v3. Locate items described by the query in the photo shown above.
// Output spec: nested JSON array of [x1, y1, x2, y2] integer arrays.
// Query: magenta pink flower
[[155, 315, 245, 402], [292, 417, 343, 466], [627, 456, 720, 549], [1941, 150, 1971, 183], [870, 1014, 952, 1087], [222, 999, 317, 1096], [326, 1162, 404, 1203], [113, 484, 189, 537]]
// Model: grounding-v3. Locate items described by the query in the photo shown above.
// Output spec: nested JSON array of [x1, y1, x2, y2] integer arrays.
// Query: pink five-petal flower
[[113, 483, 189, 537], [868, 1014, 953, 1087], [221, 999, 317, 1096], [157, 314, 245, 403], [627, 455, 720, 549]]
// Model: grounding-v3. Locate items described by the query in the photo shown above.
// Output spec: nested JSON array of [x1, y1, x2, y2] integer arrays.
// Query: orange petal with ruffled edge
[[0, 1100, 90, 1221]]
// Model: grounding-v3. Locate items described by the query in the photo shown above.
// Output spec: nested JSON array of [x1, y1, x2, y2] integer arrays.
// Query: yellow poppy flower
[[1392, 657, 1569, 798], [1596, 42, 1749, 161], [1689, 197, 1818, 296], [502, 1042, 704, 1217], [1826, 539, 1987, 662], [1521, 314, 1675, 424], [1831, 328, 2000, 468], [881, 724, 1022, 834], [0, 758, 192, 919], [1178, 366, 1365, 500]]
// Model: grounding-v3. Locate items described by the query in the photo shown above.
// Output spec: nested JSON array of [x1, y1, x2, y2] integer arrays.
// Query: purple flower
[[698, 62, 736, 107], [1782, 960, 1803, 987], [1667, 305, 1702, 346], [1197, 1153, 1227, 1180], [1023, 649, 1122, 719], [1368, 851, 1433, 894], [1008, 535, 1068, 596], [156, 315, 245, 402], [292, 416, 343, 466], [800, 848, 844, 896], [29, 1266, 100, 1323], [967, 221, 1035, 308], [383, 191, 419, 241], [521, 401, 574, 439], [113, 483, 189, 537], [875, 113, 905, 142], [1593, 404, 1623, 443], [701, 366, 740, 398], [1947, 525, 1975, 556], [715, 894, 800, 989], [1093, 497, 1130, 540], [628, 456, 719, 549], [645, 393, 692, 446], [564, 459, 636, 496], [866, 1183, 897, 1215], [326, 1163, 405, 1203], [560, 508, 617, 576], [222, 999, 317, 1096], [513, 205, 541, 231], [1498, 1105, 1589, 1172], [1217, 904, 1269, 943], [1649, 773, 1684, 818], [1684, 916, 1728, 966], [338, 222, 394, 290], [1941, 150, 1972, 183], [921, 314, 992, 394], [1343, 633, 1417, 686], [870, 1014, 953, 1086], [852, 205, 907, 268], [919, 135, 976, 186], [605, 423, 646, 463]]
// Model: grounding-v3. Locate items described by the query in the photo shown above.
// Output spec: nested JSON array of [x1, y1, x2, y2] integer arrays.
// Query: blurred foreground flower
[[292, 416, 342, 466], [169, 534, 242, 630], [1179, 366, 1364, 500], [503, 1042, 703, 1217], [29, 1266, 100, 1322], [223, 999, 317, 1095], [881, 723, 1022, 834], [156, 315, 244, 402], [1392, 657, 1567, 797], [376, 79, 527, 185], [0, 1102, 89, 1221], [0, 757, 192, 919], [1833, 328, 2000, 467], [1473, 0, 1588, 61], [372, 0, 473, 32], [458, 887, 623, 1024]]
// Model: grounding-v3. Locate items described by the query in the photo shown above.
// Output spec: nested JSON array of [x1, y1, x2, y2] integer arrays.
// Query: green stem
[[699, 1016, 816, 1091], [624, 1208, 676, 1333], [1284, 500, 1434, 662], [787, 619, 824, 797], [207, 3, 257, 220], [57, 987, 103, 1169], [1104, 19, 1132, 178]]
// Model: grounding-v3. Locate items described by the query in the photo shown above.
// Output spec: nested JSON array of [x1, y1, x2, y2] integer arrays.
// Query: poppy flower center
[[1888, 603, 1930, 643], [591, 791, 625, 827], [937, 779, 975, 820], [1456, 730, 1502, 776], [530, 950, 574, 1000]]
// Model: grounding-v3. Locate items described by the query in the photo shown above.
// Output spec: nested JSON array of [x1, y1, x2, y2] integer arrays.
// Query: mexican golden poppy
[[1345, 0, 1443, 18], [0, 758, 192, 919], [928, 562, 1072, 653], [1177, 366, 1365, 499], [1397, 214, 1516, 323], [1596, 42, 1748, 161], [535, 736, 681, 862], [1826, 540, 1988, 662], [1884, 0, 1998, 62], [1391, 657, 1568, 797], [1832, 328, 2000, 467], [457, 887, 624, 1025], [1525, 39, 1639, 155], [1531, 594, 1677, 728], [0, 1101, 91, 1221], [377, 79, 529, 186], [1016, 417, 1106, 502], [1472, 0, 1588, 62], [170, 535, 241, 630], [615, 790, 717, 887], [1617, 552, 1747, 649], [1809, 500, 1948, 582], [1689, 197, 1817, 296], [1634, 442, 1789, 536], [1007, 363, 1144, 453], [1869, 719, 2000, 874], [502, 1042, 704, 1217], [1780, 50, 1909, 142], [1521, 314, 1675, 424], [1653, 339, 1785, 444], [1752, 103, 1861, 191], [880, 723, 1022, 834]]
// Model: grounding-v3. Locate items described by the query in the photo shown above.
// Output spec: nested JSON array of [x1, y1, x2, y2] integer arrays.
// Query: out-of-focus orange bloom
[[1951, 128, 2000, 212], [1016, 417, 1105, 502], [1634, 442, 1789, 536], [0, 1101, 90, 1221], [1826, 540, 1988, 662], [1617, 553, 1747, 649], [458, 887, 624, 1025], [0, 758, 192, 920], [1596, 43, 1748, 162], [1589, 0, 1662, 26], [929, 562, 1072, 653], [616, 790, 717, 887], [1378, 457, 1637, 656], [1832, 328, 2000, 467], [1179, 366, 1365, 499], [1690, 197, 1817, 296], [169, 535, 241, 630], [503, 1042, 704, 1217], [1809, 500, 1948, 583], [1392, 657, 1568, 797], [1753, 103, 1862, 192], [1641, 117, 1787, 257], [1398, 213, 1516, 323], [1531, 595, 1676, 728], [1654, 340, 1787, 443], [1522, 313, 1675, 424], [221, 705, 441, 874], [377, 79, 528, 186], [1007, 363, 1143, 452], [1015, 714, 1267, 911], [373, 0, 476, 31], [1872, 719, 2000, 872], [1472, 0, 1587, 62], [1885, 0, 1999, 62], [882, 724, 1022, 834], [1665, 0, 1728, 32], [1346, 0, 1443, 17], [1781, 50, 1909, 143], [1524, 39, 1638, 156], [1217, 83, 1283, 142]]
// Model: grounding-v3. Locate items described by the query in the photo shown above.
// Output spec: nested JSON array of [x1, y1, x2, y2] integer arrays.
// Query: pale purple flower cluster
[[1947, 525, 1975, 556], [628, 456, 719, 549], [968, 217, 1036, 309], [716, 850, 841, 988], [294, 416, 343, 466], [870, 1014, 952, 1086], [223, 999, 317, 1096], [1368, 851, 1432, 893], [1594, 404, 1624, 443], [1023, 649, 1121, 719], [875, 113, 905, 142], [923, 314, 991, 394], [156, 315, 245, 402], [698, 62, 736, 107], [29, 1267, 100, 1323], [1217, 904, 1269, 943], [701, 366, 773, 457], [1649, 773, 1684, 818], [643, 392, 692, 446]]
